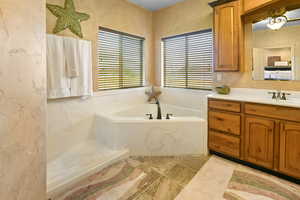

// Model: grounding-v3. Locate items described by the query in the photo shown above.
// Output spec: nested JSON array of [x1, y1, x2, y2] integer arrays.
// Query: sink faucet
[[152, 98, 162, 120], [268, 90, 291, 100]]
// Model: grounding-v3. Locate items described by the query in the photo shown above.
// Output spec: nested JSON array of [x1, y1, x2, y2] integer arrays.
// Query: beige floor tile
[[175, 156, 238, 200], [119, 170, 161, 200], [132, 156, 178, 174], [166, 164, 198, 187], [175, 155, 210, 171], [140, 177, 183, 200]]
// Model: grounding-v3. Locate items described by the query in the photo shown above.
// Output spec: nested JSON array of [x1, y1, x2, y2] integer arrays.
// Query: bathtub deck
[[47, 140, 129, 196]]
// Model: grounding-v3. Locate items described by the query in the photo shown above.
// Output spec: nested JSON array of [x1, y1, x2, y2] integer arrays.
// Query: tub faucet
[[155, 99, 162, 120]]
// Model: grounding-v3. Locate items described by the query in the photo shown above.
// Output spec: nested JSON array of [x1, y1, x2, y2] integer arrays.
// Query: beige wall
[[46, 0, 155, 85], [153, 0, 214, 85], [0, 0, 46, 199]]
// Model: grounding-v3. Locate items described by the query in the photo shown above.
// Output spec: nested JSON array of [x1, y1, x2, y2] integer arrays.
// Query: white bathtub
[[95, 103, 208, 156]]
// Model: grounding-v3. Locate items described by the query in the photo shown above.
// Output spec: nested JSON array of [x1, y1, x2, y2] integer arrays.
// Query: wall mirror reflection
[[252, 8, 300, 81]]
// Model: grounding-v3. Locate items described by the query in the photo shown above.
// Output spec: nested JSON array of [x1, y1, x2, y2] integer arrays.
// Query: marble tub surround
[[49, 155, 209, 200], [95, 103, 207, 156], [208, 88, 300, 108], [0, 0, 46, 199], [175, 156, 300, 200]]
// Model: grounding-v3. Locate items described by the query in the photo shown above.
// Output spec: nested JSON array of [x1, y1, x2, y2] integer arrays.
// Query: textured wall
[[0, 0, 46, 199], [46, 0, 154, 85], [153, 0, 214, 85]]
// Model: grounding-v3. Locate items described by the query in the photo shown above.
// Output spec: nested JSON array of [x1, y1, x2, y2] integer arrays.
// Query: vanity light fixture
[[267, 7, 300, 30], [267, 16, 288, 30]]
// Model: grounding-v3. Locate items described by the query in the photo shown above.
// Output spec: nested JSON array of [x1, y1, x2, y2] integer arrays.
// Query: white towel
[[70, 39, 93, 97], [64, 37, 80, 78], [47, 34, 71, 99]]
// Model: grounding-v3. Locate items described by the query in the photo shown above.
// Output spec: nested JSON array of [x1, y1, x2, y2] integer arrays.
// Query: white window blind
[[163, 29, 213, 90], [97, 27, 144, 91]]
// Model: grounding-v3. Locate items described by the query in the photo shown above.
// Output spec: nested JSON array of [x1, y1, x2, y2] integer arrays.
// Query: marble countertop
[[207, 88, 300, 108]]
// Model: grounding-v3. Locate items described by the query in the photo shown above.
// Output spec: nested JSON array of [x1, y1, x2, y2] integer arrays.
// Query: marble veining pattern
[[0, 0, 46, 199], [175, 156, 300, 200], [49, 155, 209, 200]]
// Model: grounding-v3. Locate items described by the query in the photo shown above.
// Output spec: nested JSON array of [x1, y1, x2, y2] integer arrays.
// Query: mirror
[[252, 8, 300, 81]]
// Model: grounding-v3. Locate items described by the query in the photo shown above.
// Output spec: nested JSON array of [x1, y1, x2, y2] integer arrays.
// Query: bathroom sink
[[208, 89, 300, 108]]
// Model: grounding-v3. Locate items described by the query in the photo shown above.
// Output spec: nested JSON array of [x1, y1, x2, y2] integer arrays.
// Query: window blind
[[163, 29, 213, 90], [97, 27, 144, 91]]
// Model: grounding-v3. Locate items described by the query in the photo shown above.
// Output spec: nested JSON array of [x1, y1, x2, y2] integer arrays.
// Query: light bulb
[[267, 16, 287, 30]]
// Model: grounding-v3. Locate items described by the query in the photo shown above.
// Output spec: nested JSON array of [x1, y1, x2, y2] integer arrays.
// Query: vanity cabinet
[[211, 0, 241, 72], [245, 117, 275, 169], [208, 98, 300, 179], [279, 122, 300, 179]]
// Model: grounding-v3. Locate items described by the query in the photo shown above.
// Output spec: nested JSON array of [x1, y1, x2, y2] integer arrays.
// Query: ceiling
[[253, 8, 300, 31], [127, 0, 186, 11]]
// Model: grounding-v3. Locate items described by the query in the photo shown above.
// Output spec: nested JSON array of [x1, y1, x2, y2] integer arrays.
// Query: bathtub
[[95, 103, 208, 156]]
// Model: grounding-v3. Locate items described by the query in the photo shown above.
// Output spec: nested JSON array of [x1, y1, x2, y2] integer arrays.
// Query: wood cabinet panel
[[245, 116, 275, 169], [243, 0, 273, 13], [208, 98, 300, 179], [279, 122, 300, 179], [209, 99, 241, 112], [214, 1, 240, 71], [209, 111, 241, 135], [209, 131, 240, 158], [245, 103, 300, 122]]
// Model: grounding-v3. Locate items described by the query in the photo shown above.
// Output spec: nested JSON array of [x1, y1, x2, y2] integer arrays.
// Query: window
[[96, 27, 144, 91], [162, 29, 213, 90]]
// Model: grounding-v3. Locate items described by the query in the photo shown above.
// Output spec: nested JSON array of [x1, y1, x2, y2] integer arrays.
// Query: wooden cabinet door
[[279, 122, 300, 179], [214, 1, 239, 71], [243, 0, 274, 13], [245, 117, 275, 169]]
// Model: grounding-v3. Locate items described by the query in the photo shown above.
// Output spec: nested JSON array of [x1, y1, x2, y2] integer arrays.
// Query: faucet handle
[[146, 114, 153, 120], [281, 93, 291, 101], [166, 114, 173, 120], [268, 92, 276, 99]]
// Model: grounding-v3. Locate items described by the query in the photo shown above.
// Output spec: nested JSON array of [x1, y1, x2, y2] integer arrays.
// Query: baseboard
[[210, 150, 300, 184]]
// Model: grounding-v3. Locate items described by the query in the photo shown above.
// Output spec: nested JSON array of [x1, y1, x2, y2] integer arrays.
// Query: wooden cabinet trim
[[245, 103, 300, 122], [209, 99, 241, 112]]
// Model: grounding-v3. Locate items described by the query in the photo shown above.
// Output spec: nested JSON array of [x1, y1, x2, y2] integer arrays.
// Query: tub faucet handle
[[146, 114, 153, 120], [166, 114, 173, 120]]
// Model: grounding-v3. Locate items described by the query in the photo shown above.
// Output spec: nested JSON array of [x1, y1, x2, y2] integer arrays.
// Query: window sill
[[93, 87, 146, 97], [161, 87, 213, 94]]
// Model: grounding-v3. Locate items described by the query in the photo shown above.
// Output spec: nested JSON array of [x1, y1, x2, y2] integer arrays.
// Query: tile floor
[[49, 155, 300, 200], [176, 156, 300, 200], [50, 155, 210, 200]]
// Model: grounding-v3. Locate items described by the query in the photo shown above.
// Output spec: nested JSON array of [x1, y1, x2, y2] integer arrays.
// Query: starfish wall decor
[[47, 0, 90, 38]]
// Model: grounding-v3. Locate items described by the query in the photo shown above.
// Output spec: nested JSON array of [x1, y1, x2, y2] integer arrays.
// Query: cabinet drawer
[[209, 111, 241, 135], [245, 103, 300, 122], [209, 131, 240, 158], [209, 99, 241, 112]]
